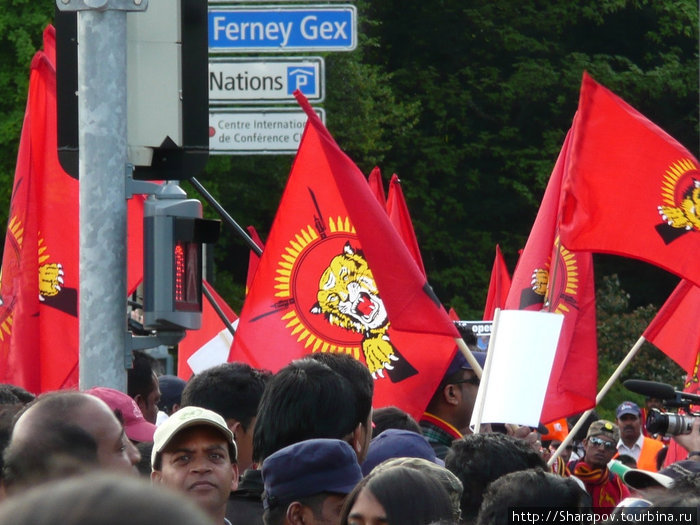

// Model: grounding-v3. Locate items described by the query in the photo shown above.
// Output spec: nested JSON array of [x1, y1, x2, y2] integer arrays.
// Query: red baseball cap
[[85, 386, 157, 443]]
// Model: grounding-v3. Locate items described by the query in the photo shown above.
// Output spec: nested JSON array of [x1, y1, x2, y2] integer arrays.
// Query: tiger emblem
[[658, 179, 700, 231], [310, 242, 398, 378]]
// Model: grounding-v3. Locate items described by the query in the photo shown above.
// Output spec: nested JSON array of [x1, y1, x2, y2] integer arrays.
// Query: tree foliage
[[0, 1, 697, 331]]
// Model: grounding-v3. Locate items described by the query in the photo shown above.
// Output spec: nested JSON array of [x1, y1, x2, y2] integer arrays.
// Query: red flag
[[560, 72, 700, 287], [367, 166, 386, 206], [386, 174, 426, 276], [643, 279, 700, 374], [483, 244, 511, 320], [0, 27, 77, 392], [505, 128, 598, 422], [178, 280, 237, 380], [0, 26, 145, 394], [245, 225, 264, 296], [230, 94, 457, 418]]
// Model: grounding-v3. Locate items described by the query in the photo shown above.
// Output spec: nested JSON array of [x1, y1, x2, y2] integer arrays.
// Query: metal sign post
[[57, 0, 148, 391]]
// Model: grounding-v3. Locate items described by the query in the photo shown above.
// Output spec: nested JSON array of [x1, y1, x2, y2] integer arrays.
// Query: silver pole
[[77, 8, 128, 390]]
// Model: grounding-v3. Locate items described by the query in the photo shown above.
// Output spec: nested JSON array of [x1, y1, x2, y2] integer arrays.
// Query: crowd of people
[[0, 348, 698, 525]]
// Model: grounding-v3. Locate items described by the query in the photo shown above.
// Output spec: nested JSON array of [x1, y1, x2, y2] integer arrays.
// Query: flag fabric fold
[[643, 279, 700, 374], [505, 128, 598, 423], [483, 244, 511, 320], [386, 174, 426, 276], [367, 166, 386, 206], [230, 92, 457, 418], [560, 71, 700, 287]]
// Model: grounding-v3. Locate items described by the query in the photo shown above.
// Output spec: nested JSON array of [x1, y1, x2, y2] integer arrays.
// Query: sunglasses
[[451, 376, 480, 387], [588, 436, 616, 451]]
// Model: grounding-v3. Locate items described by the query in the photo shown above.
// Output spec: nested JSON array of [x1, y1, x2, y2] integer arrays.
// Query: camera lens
[[646, 408, 694, 436]]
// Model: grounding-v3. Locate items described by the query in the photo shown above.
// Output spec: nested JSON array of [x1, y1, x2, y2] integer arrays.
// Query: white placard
[[471, 310, 563, 428]]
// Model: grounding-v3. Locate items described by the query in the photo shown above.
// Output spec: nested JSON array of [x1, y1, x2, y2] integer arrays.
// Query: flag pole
[[190, 177, 263, 256], [471, 308, 501, 434], [455, 338, 484, 378], [547, 335, 646, 466]]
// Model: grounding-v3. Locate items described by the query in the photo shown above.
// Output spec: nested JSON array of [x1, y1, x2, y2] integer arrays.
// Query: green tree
[[595, 274, 686, 420]]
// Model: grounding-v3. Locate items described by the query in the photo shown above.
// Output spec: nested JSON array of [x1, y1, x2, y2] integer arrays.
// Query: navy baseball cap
[[261, 439, 363, 509], [361, 429, 444, 476], [616, 401, 642, 419], [446, 350, 486, 378], [158, 375, 186, 412]]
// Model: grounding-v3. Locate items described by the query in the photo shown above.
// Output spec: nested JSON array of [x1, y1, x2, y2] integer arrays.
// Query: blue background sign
[[209, 5, 357, 52]]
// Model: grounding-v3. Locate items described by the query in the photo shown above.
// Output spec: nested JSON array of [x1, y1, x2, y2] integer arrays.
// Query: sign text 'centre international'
[[208, 5, 356, 52]]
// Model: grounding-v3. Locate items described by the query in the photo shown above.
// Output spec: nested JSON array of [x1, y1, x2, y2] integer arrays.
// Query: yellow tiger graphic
[[658, 179, 700, 231], [310, 242, 398, 378]]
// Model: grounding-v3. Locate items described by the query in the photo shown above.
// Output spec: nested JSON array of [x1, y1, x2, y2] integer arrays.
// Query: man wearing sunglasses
[[569, 420, 630, 514], [419, 349, 487, 460]]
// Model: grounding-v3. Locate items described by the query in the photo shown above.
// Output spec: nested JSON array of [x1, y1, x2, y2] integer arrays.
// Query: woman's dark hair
[[340, 466, 454, 525]]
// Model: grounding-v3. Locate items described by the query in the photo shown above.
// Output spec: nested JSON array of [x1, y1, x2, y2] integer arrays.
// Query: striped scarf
[[572, 461, 628, 511]]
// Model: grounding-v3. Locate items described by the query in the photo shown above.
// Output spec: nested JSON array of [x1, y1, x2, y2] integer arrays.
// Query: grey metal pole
[[77, 7, 128, 390]]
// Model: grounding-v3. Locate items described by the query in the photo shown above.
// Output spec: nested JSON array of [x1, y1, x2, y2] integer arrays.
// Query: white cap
[[622, 468, 674, 490], [151, 406, 236, 468]]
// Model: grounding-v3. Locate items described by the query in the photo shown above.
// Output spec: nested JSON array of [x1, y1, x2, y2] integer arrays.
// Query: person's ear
[[286, 502, 308, 525], [351, 422, 365, 456], [231, 463, 240, 491], [151, 470, 162, 484], [444, 384, 460, 406]]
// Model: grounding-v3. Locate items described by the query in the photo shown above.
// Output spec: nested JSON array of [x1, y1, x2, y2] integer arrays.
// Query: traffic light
[[143, 182, 220, 330]]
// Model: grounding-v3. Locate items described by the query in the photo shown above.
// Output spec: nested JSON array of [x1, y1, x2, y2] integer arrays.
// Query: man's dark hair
[[253, 359, 358, 463], [181, 362, 271, 430], [127, 350, 158, 400], [2, 393, 101, 492], [303, 353, 373, 429], [0, 384, 35, 405], [445, 433, 546, 523], [372, 406, 422, 438], [476, 469, 590, 525]]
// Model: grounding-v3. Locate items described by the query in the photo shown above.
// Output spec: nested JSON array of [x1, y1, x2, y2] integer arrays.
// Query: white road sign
[[210, 107, 326, 154], [209, 57, 324, 104]]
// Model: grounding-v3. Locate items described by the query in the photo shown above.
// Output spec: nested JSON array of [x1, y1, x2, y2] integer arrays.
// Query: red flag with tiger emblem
[[0, 26, 145, 393], [483, 244, 511, 320], [505, 127, 598, 422], [560, 72, 700, 287], [230, 94, 458, 418], [0, 26, 78, 392]]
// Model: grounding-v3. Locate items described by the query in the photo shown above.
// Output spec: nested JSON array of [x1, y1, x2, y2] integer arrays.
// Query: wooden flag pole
[[547, 335, 646, 466]]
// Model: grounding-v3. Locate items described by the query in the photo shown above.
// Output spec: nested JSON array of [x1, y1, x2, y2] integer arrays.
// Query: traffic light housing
[[143, 183, 219, 330]]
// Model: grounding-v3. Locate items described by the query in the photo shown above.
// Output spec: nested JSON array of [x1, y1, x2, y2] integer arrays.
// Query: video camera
[[623, 379, 700, 436]]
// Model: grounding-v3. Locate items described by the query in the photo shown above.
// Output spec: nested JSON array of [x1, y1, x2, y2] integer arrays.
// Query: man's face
[[452, 369, 479, 432], [140, 373, 161, 424], [152, 426, 238, 518], [550, 440, 573, 463], [311, 494, 347, 525], [617, 413, 641, 443], [76, 397, 140, 475], [231, 416, 255, 472], [583, 435, 617, 468]]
